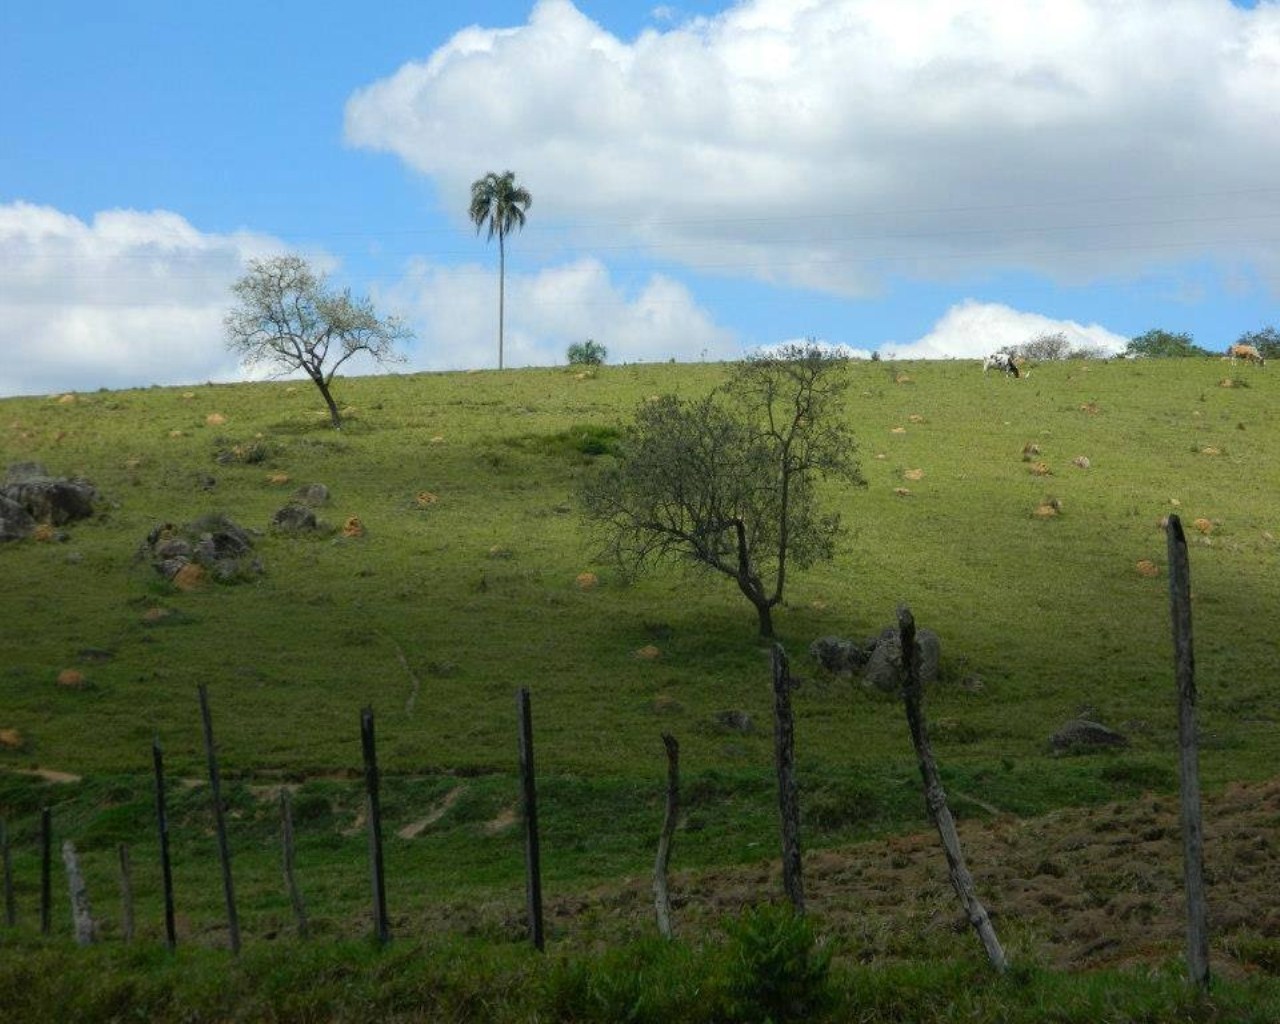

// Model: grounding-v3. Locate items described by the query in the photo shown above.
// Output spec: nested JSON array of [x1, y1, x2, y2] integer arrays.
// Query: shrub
[[721, 905, 833, 1022], [567, 339, 607, 366]]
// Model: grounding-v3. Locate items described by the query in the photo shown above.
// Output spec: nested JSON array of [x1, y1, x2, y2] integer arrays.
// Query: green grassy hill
[[1, 356, 1277, 960]]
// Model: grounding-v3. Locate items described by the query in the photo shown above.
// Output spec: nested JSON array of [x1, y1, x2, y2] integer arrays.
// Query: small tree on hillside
[[580, 342, 864, 637], [1125, 329, 1209, 359], [1234, 325, 1280, 361], [567, 339, 607, 366], [224, 255, 412, 429], [1010, 331, 1071, 362]]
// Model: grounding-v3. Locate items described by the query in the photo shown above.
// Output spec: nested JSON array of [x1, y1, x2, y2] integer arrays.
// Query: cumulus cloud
[[883, 299, 1128, 360], [0, 202, 284, 397], [345, 0, 1280, 296], [383, 256, 737, 369]]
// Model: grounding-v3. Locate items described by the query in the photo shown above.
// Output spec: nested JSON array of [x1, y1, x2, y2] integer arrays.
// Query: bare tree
[[224, 255, 412, 428], [581, 342, 864, 637]]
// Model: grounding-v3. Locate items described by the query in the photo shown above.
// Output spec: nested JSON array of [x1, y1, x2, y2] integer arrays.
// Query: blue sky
[[2, 0, 1277, 397]]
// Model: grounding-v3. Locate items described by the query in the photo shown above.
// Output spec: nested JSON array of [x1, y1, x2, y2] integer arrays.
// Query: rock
[[1, 464, 97, 526], [0, 728, 23, 749], [809, 636, 871, 675], [271, 503, 317, 532], [1050, 719, 1129, 754], [712, 709, 754, 734], [292, 483, 330, 506], [142, 514, 260, 585], [862, 626, 941, 693], [0, 492, 35, 542], [56, 669, 87, 689]]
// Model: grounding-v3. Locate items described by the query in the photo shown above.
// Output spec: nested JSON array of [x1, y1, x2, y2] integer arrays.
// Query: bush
[[722, 905, 834, 1022], [1125, 329, 1211, 359], [568, 339, 607, 366]]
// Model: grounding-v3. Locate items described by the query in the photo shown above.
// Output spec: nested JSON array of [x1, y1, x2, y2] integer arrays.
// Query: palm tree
[[468, 170, 532, 370]]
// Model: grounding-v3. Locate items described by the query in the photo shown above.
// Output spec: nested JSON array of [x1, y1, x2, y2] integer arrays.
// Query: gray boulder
[[1050, 719, 1129, 754], [142, 515, 261, 584], [711, 709, 754, 734], [809, 636, 871, 675], [291, 483, 330, 506], [1, 463, 97, 526], [0, 492, 35, 542], [271, 503, 317, 532], [862, 626, 941, 693]]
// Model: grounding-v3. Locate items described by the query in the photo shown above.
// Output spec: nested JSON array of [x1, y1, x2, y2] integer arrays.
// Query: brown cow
[[1227, 343, 1265, 367]]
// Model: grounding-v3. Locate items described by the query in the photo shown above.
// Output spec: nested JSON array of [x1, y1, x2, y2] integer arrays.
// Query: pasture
[[1, 355, 1279, 1017]]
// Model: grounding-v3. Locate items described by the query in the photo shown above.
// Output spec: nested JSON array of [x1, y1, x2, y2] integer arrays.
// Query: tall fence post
[[61, 840, 96, 945], [40, 806, 51, 935], [1168, 514, 1210, 990], [516, 687, 544, 951], [118, 843, 134, 943], [899, 603, 1008, 973], [361, 706, 389, 946], [771, 644, 805, 914], [198, 684, 240, 954], [653, 733, 680, 939], [153, 736, 177, 951], [1, 818, 14, 927], [280, 789, 310, 939]]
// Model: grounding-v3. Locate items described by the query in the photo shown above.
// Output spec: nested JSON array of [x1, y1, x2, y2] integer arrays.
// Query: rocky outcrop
[[1, 462, 97, 539]]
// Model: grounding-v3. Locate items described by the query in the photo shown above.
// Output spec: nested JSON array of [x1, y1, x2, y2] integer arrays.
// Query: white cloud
[[882, 299, 1128, 360], [382, 256, 737, 369], [0, 202, 285, 397], [345, 0, 1280, 296]]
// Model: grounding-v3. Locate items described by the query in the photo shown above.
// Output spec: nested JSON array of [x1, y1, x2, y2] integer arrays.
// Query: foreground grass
[[4, 921, 1280, 1023]]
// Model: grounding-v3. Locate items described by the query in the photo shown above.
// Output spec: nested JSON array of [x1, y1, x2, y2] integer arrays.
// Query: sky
[[2, 0, 1278, 398]]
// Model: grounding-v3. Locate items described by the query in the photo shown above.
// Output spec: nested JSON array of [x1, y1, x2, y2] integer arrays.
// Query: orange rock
[[575, 572, 599, 590], [56, 668, 87, 689], [890, 426, 907, 435], [415, 491, 438, 507], [32, 523, 55, 542], [205, 412, 226, 426], [172, 563, 206, 591], [1072, 455, 1091, 469], [908, 414, 926, 423], [1033, 504, 1059, 518], [142, 607, 171, 623], [1200, 446, 1221, 456], [634, 645, 662, 660], [169, 429, 184, 438], [903, 468, 925, 481], [1136, 559, 1160, 578], [0, 728, 22, 749], [1028, 461, 1052, 476], [342, 516, 365, 538], [1193, 517, 1213, 535], [893, 487, 911, 497]]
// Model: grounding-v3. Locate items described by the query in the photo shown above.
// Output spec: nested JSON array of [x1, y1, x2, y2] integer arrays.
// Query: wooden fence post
[[198, 684, 240, 954], [516, 688, 544, 951], [1168, 514, 1210, 990], [361, 706, 390, 946], [1, 818, 14, 927], [653, 733, 680, 939], [280, 789, 310, 939], [152, 736, 177, 951], [40, 806, 51, 935], [771, 644, 805, 915], [61, 840, 96, 945], [118, 843, 134, 943], [899, 603, 1008, 973]]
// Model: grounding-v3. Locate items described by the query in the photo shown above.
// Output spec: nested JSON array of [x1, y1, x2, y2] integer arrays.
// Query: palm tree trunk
[[498, 232, 506, 371]]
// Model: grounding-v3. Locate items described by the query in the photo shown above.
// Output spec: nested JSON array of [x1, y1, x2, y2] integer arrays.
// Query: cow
[[1227, 343, 1265, 367], [983, 351, 1020, 377]]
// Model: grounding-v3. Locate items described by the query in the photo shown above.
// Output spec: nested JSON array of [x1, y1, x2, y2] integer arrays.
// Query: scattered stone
[[0, 492, 35, 542], [291, 483, 330, 506], [712, 709, 754, 734], [205, 412, 227, 426], [1050, 719, 1129, 754], [1072, 456, 1091, 469], [1193, 517, 1213, 535], [1022, 443, 1041, 457], [78, 648, 113, 663], [266, 472, 291, 485], [341, 516, 365, 538], [487, 545, 513, 559], [141, 515, 260, 586], [414, 491, 438, 508], [862, 626, 941, 693], [271, 503, 317, 533], [172, 563, 206, 591], [141, 607, 172, 623], [634, 645, 662, 661], [1135, 559, 1160, 578], [575, 572, 598, 590], [810, 636, 871, 675], [890, 426, 907, 435], [907, 414, 926, 423], [893, 487, 911, 497], [0, 728, 23, 749], [652, 694, 683, 715], [56, 669, 87, 689], [903, 468, 925, 481], [1028, 461, 1052, 476]]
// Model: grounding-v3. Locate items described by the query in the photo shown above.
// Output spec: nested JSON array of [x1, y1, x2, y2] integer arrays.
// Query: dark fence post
[[280, 789, 310, 939], [152, 736, 177, 951], [40, 806, 51, 935], [198, 684, 240, 954], [516, 688, 544, 951], [771, 644, 805, 914], [1168, 514, 1210, 990], [361, 706, 389, 946], [899, 603, 1008, 973], [118, 843, 134, 943], [1, 818, 14, 927], [653, 733, 680, 939]]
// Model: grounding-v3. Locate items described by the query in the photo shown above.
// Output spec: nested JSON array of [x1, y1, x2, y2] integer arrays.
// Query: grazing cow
[[1227, 343, 1265, 367], [983, 351, 1020, 377]]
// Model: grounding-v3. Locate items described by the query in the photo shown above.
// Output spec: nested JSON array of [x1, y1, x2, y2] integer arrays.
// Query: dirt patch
[[3, 766, 82, 784], [484, 804, 519, 835], [398, 785, 466, 839]]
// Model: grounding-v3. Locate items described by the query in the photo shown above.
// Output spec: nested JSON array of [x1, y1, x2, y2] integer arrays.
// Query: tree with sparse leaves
[[224, 255, 411, 429], [1125, 329, 1210, 359], [469, 170, 532, 370], [580, 342, 864, 637]]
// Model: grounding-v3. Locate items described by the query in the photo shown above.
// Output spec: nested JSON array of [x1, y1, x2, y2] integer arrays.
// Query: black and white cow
[[983, 351, 1020, 377]]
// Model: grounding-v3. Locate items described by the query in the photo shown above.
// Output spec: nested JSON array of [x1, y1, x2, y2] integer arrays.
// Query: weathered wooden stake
[[118, 843, 135, 943], [1168, 514, 1210, 990], [280, 788, 310, 939], [771, 644, 805, 914], [653, 733, 680, 939], [899, 603, 1008, 973], [361, 706, 390, 945], [40, 806, 51, 935], [61, 840, 96, 945], [198, 684, 241, 954], [152, 736, 177, 950], [1, 818, 14, 926], [516, 687, 545, 951]]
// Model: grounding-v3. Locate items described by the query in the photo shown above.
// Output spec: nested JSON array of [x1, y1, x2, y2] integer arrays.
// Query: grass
[[2, 356, 1279, 1009]]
